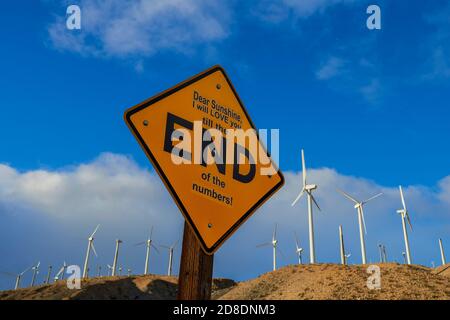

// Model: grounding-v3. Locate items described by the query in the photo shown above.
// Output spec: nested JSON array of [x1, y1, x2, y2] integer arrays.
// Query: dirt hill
[[219, 263, 450, 300], [433, 263, 450, 278], [1, 263, 449, 300], [0, 275, 235, 300]]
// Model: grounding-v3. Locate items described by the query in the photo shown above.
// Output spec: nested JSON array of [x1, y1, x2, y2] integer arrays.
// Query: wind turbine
[[439, 238, 446, 266], [344, 253, 351, 265], [53, 262, 67, 282], [382, 245, 388, 262], [83, 224, 100, 278], [256, 224, 279, 271], [30, 261, 40, 287], [339, 225, 346, 265], [161, 240, 178, 276], [378, 244, 384, 263], [45, 265, 52, 284], [107, 264, 113, 276], [294, 232, 303, 265], [97, 265, 102, 277], [135, 227, 159, 275], [402, 252, 407, 264], [337, 189, 383, 264], [0, 265, 32, 290], [111, 239, 123, 276], [60, 261, 68, 280], [291, 149, 321, 264], [397, 186, 412, 265], [127, 268, 132, 277]]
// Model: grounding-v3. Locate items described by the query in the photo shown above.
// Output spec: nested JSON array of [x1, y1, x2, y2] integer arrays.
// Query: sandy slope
[[1, 263, 449, 300], [219, 263, 450, 300], [0, 275, 235, 300]]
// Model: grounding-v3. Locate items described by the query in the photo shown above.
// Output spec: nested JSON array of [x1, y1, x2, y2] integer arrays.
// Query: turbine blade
[[149, 226, 154, 241], [273, 224, 277, 241], [294, 232, 299, 249], [360, 207, 368, 235], [399, 186, 407, 211], [134, 241, 146, 246], [90, 243, 98, 257], [56, 267, 64, 277], [310, 194, 321, 211], [301, 149, 307, 187], [406, 212, 413, 231], [21, 266, 32, 275], [90, 224, 100, 238], [256, 242, 271, 248], [337, 188, 359, 204], [291, 189, 304, 207], [363, 192, 383, 204], [0, 271, 16, 277], [151, 243, 160, 254], [159, 245, 170, 249], [278, 247, 286, 260], [36, 261, 41, 269]]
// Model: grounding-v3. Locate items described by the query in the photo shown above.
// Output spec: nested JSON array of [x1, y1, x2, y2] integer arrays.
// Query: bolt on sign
[[124, 65, 284, 254]]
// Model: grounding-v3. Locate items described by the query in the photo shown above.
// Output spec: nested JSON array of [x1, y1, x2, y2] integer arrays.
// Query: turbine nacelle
[[305, 184, 317, 191]]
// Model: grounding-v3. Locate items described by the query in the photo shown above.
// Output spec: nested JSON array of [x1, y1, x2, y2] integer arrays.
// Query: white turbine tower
[[30, 261, 40, 287], [135, 227, 159, 275], [439, 238, 446, 266], [339, 225, 346, 265], [292, 149, 321, 264], [294, 232, 304, 265], [378, 244, 384, 263], [0, 265, 32, 290], [111, 239, 123, 276], [161, 241, 178, 276], [44, 265, 52, 284], [83, 224, 100, 278], [397, 186, 412, 265], [257, 224, 279, 271], [402, 252, 407, 264], [337, 189, 383, 264]]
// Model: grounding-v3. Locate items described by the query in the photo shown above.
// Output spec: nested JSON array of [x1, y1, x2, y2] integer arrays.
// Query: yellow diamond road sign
[[124, 65, 284, 254]]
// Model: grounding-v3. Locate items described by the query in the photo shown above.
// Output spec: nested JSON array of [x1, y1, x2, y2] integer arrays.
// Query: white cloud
[[48, 0, 231, 58], [0, 153, 449, 287], [420, 3, 450, 80], [316, 57, 346, 80], [253, 0, 356, 22]]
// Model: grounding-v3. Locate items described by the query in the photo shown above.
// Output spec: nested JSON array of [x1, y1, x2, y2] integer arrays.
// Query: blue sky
[[1, 0, 450, 290]]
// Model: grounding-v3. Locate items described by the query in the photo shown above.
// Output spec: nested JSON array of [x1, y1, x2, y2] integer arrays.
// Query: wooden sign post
[[177, 223, 214, 300]]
